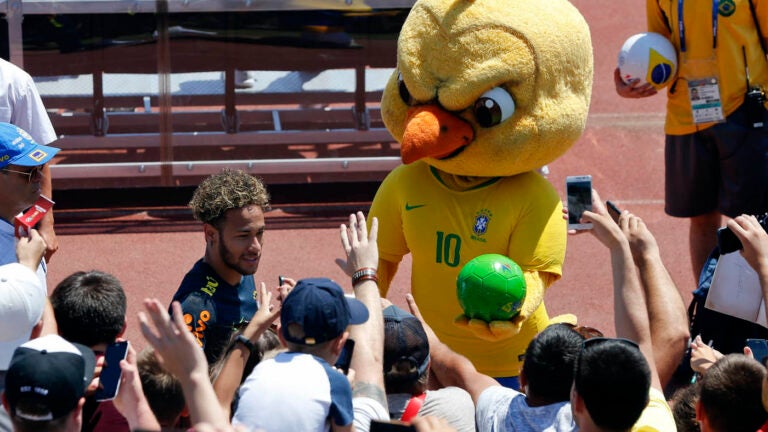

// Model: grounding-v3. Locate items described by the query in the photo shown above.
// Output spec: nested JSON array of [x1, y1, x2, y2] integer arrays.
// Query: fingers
[[406, 293, 424, 321]]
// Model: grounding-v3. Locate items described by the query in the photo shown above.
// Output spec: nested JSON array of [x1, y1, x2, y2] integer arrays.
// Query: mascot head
[[381, 0, 593, 177]]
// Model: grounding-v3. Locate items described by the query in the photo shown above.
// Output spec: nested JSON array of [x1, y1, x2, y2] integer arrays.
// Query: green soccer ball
[[456, 254, 527, 322]]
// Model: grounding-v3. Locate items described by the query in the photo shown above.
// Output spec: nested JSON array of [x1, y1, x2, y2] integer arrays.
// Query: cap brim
[[346, 297, 369, 325], [11, 144, 60, 167], [0, 337, 30, 370]]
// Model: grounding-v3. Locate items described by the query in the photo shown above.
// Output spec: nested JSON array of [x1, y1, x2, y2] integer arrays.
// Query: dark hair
[[137, 348, 186, 428], [189, 169, 270, 227], [573, 338, 650, 430], [670, 383, 700, 432], [699, 354, 767, 432], [50, 271, 126, 347], [522, 323, 584, 403]]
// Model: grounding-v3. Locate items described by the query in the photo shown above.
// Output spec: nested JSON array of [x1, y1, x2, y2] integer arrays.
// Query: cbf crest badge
[[473, 209, 493, 237]]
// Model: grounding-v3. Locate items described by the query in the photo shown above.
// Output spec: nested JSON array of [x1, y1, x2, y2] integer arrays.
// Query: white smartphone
[[566, 175, 593, 230]]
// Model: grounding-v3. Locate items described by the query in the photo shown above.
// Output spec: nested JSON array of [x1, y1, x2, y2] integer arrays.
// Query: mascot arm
[[376, 258, 400, 297], [455, 270, 560, 342]]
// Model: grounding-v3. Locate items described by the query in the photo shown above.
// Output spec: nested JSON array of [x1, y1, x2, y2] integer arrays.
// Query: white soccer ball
[[618, 32, 678, 89]]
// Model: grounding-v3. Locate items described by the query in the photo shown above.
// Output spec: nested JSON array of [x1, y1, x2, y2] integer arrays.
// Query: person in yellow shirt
[[616, 0, 768, 282]]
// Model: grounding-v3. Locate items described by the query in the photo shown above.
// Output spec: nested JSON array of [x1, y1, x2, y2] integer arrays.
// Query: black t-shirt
[[171, 259, 257, 364]]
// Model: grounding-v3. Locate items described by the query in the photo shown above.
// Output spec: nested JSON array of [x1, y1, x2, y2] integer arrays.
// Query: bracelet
[[352, 267, 378, 286], [235, 334, 256, 355]]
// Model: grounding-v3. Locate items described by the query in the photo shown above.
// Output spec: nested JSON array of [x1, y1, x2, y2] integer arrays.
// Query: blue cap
[[281, 278, 369, 345], [0, 123, 59, 169]]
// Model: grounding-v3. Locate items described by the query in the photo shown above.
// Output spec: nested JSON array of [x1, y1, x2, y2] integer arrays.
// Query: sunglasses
[[562, 323, 605, 340], [1, 165, 44, 183]]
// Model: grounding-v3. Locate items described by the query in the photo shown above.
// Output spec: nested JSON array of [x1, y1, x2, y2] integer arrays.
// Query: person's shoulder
[[630, 388, 675, 432]]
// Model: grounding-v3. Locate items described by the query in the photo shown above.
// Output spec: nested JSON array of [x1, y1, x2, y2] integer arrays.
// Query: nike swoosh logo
[[405, 203, 426, 211]]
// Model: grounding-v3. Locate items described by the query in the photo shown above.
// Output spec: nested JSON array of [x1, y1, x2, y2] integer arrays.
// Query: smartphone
[[566, 175, 593, 230], [606, 200, 621, 224], [278, 275, 286, 286], [370, 420, 416, 432], [717, 226, 743, 254], [334, 338, 355, 375], [747, 338, 768, 364], [94, 341, 129, 402]]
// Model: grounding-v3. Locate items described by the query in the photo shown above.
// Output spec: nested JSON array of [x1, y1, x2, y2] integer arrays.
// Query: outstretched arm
[[406, 294, 499, 405], [727, 215, 768, 313], [623, 212, 689, 388], [581, 191, 662, 391], [340, 212, 387, 409]]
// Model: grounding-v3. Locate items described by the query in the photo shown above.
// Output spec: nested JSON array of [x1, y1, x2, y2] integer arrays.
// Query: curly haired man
[[170, 169, 271, 364]]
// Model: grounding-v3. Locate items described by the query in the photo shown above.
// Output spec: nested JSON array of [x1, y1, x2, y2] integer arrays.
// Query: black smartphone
[[747, 338, 768, 364], [606, 200, 621, 224], [94, 341, 129, 402], [334, 338, 355, 375], [278, 275, 286, 286], [370, 420, 416, 432], [717, 226, 743, 254], [566, 175, 593, 230]]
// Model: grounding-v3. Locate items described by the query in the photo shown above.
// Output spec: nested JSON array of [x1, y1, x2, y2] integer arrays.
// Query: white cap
[[0, 263, 46, 370]]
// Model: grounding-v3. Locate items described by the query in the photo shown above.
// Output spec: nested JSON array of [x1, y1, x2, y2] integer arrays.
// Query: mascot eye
[[473, 87, 515, 128], [397, 73, 416, 106]]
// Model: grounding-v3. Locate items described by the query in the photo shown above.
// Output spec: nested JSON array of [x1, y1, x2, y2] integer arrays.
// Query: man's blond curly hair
[[189, 169, 270, 226]]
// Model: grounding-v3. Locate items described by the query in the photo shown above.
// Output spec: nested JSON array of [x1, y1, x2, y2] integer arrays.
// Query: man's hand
[[37, 214, 58, 263], [578, 189, 626, 249], [242, 282, 281, 341], [728, 215, 768, 275], [16, 228, 47, 271], [339, 211, 379, 276], [453, 315, 519, 341], [614, 67, 658, 98], [139, 299, 209, 380], [622, 212, 660, 265]]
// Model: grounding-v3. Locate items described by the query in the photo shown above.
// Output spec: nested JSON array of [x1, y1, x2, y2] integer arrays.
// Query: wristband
[[235, 334, 256, 355], [352, 267, 378, 286]]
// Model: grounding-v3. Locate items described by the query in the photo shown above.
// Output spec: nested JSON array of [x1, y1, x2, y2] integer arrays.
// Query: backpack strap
[[400, 393, 427, 423]]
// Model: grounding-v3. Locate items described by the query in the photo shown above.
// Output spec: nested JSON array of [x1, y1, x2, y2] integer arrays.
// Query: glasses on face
[[1, 165, 44, 183]]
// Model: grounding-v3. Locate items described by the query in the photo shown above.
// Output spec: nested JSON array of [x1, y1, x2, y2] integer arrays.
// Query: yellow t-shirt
[[632, 387, 677, 432], [647, 0, 768, 135], [369, 162, 566, 376]]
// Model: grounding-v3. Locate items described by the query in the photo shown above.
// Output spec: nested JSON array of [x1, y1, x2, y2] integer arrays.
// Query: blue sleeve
[[177, 291, 218, 350], [324, 364, 355, 426]]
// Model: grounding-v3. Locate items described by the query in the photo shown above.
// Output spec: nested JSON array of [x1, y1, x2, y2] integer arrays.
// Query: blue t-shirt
[[171, 259, 257, 363]]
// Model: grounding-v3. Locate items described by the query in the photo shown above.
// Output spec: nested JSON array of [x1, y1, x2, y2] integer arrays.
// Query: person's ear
[[519, 371, 528, 394], [695, 399, 707, 426], [2, 391, 9, 413], [203, 223, 218, 244], [117, 321, 127, 338], [30, 319, 44, 339], [570, 384, 584, 414], [72, 397, 86, 427], [334, 331, 349, 356]]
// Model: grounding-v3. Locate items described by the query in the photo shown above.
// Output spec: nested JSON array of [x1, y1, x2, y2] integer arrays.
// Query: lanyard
[[678, 0, 719, 52]]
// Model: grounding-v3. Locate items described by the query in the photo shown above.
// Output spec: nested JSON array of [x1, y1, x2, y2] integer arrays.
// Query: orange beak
[[401, 105, 475, 164]]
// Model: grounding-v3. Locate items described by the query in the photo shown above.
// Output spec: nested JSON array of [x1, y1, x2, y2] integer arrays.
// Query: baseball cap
[[281, 278, 369, 345], [5, 334, 96, 422], [0, 263, 46, 370], [0, 123, 59, 169], [383, 305, 430, 380]]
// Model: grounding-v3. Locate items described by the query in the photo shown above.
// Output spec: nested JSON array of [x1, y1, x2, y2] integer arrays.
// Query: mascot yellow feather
[[369, 0, 593, 379]]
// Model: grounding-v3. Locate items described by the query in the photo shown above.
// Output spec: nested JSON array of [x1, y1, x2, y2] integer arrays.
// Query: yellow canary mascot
[[369, 0, 593, 382]]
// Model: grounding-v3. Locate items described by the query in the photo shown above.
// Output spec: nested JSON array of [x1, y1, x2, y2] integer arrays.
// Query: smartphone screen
[[606, 201, 621, 224], [566, 175, 593, 230], [94, 341, 129, 402], [747, 339, 768, 364], [334, 338, 355, 375]]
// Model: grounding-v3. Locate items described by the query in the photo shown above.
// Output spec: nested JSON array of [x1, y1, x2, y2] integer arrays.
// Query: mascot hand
[[453, 314, 521, 341]]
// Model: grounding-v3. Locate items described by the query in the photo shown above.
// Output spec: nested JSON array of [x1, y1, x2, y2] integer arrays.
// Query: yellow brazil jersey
[[369, 162, 566, 376], [647, 0, 768, 135]]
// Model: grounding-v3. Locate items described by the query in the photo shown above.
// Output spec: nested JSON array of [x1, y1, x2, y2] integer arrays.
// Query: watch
[[235, 334, 256, 355]]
